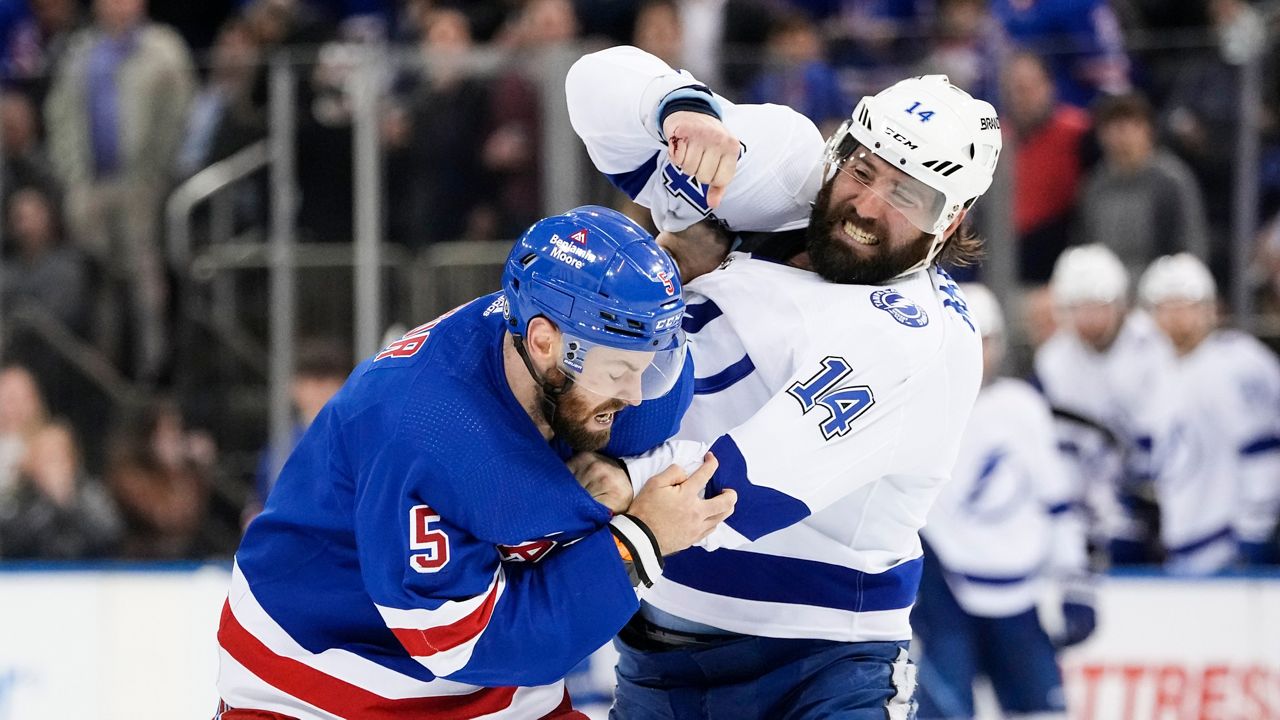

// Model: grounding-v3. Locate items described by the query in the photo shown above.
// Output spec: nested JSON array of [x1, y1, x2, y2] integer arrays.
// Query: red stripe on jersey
[[389, 579, 500, 656], [218, 602, 517, 719]]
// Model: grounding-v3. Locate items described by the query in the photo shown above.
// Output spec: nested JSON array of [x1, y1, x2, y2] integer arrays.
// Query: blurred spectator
[[386, 8, 492, 247], [105, 400, 216, 559], [677, 0, 775, 99], [825, 0, 936, 86], [176, 18, 264, 177], [3, 0, 86, 105], [0, 364, 48, 503], [0, 420, 122, 559], [2, 186, 89, 331], [990, 0, 1130, 109], [1137, 254, 1280, 571], [1035, 244, 1176, 564], [45, 0, 196, 382], [483, 0, 583, 239], [916, 0, 1005, 104], [1159, 0, 1264, 291], [242, 0, 336, 48], [745, 11, 846, 134], [249, 338, 350, 517], [1, 90, 61, 207], [1078, 92, 1210, 280], [1003, 50, 1090, 283], [633, 0, 683, 69]]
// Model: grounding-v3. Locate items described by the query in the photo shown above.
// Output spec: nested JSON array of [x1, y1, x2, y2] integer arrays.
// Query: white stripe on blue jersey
[[624, 255, 983, 641]]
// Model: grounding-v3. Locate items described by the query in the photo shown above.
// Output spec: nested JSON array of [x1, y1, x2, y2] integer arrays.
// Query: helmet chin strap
[[512, 333, 575, 427]]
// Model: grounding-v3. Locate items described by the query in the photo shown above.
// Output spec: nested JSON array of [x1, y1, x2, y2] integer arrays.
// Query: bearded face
[[548, 383, 628, 452], [804, 172, 936, 285]]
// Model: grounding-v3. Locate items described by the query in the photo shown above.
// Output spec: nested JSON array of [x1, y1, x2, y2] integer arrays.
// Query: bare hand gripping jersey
[[217, 294, 692, 718]]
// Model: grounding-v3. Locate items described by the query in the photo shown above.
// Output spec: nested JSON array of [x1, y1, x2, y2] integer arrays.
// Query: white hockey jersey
[[923, 378, 1088, 617], [566, 45, 824, 234], [1033, 311, 1176, 543], [622, 256, 983, 641], [1155, 330, 1280, 573], [567, 45, 983, 643]]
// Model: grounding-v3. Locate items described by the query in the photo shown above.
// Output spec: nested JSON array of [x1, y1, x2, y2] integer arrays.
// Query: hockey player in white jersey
[[566, 46, 1002, 718], [914, 284, 1094, 720], [1138, 254, 1280, 571], [1034, 244, 1176, 564]]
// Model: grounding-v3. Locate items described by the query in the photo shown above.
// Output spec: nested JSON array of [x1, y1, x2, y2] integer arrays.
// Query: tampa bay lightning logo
[[871, 289, 928, 328]]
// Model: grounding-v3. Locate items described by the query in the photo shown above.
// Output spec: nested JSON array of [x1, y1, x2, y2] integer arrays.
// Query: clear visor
[[835, 149, 947, 234], [559, 332, 687, 405]]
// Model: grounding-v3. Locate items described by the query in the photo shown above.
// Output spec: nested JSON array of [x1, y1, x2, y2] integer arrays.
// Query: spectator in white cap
[[1034, 243, 1176, 564], [1139, 254, 1280, 570]]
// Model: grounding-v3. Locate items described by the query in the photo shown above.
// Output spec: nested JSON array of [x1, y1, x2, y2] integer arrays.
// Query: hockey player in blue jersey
[[565, 47, 1002, 718], [914, 283, 1095, 720], [213, 206, 737, 719]]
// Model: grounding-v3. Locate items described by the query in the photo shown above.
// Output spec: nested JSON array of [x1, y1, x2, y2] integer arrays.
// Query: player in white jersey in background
[[565, 46, 1002, 718], [913, 284, 1095, 720], [1034, 244, 1176, 565], [1137, 254, 1280, 571]]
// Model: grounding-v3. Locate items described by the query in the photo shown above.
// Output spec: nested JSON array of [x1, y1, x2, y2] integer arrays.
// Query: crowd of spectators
[[0, 0, 1279, 563]]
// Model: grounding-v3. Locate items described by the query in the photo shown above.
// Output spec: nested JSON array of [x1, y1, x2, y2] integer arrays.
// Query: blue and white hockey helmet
[[823, 75, 1002, 272], [502, 206, 687, 403]]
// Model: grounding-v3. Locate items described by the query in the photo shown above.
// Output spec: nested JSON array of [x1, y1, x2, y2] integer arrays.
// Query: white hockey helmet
[[1050, 244, 1129, 306], [959, 283, 1004, 338], [823, 75, 1003, 271], [1138, 253, 1216, 306]]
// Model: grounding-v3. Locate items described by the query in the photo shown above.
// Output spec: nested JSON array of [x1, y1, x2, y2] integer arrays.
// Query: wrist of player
[[609, 513, 664, 589]]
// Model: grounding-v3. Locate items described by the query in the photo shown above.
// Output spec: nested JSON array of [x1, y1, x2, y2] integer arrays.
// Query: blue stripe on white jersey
[[705, 435, 808, 541], [663, 550, 922, 612], [606, 152, 660, 199], [683, 299, 724, 333], [693, 354, 755, 395], [1241, 434, 1280, 456]]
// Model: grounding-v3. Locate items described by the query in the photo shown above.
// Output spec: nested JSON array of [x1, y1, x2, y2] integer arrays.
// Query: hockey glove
[[1055, 576, 1098, 649]]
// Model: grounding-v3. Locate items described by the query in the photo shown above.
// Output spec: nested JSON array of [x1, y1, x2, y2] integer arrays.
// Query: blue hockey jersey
[[216, 292, 692, 718]]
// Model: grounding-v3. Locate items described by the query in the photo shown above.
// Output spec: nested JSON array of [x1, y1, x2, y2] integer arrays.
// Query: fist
[[567, 452, 633, 514], [662, 110, 740, 209]]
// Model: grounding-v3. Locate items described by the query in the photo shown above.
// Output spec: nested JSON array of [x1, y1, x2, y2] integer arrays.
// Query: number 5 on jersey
[[787, 356, 875, 440], [410, 505, 450, 573]]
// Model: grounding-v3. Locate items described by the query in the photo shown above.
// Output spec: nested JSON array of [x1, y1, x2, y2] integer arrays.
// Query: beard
[[804, 177, 935, 284], [549, 385, 628, 452]]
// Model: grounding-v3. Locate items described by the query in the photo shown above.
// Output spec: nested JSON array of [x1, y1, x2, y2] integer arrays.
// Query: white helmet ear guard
[[824, 75, 1003, 269]]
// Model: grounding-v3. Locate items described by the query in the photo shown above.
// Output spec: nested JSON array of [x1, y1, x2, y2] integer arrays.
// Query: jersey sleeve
[[354, 445, 640, 687], [1018, 387, 1090, 575], [566, 46, 824, 234], [1231, 349, 1280, 545], [565, 45, 709, 181]]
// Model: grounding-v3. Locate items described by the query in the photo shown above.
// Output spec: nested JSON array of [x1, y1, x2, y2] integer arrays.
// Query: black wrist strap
[[609, 514, 664, 588]]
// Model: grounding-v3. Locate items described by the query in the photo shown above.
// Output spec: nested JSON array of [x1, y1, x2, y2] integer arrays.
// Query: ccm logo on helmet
[[884, 126, 918, 150], [655, 315, 681, 331], [980, 117, 1000, 130]]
